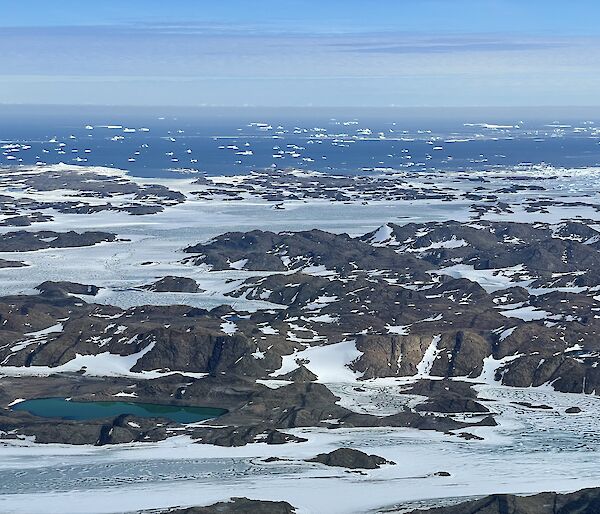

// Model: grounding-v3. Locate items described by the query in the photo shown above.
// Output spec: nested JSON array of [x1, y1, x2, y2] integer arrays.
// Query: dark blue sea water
[[2, 106, 600, 178]]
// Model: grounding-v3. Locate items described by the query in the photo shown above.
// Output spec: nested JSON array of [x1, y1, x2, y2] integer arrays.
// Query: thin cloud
[[331, 35, 567, 54]]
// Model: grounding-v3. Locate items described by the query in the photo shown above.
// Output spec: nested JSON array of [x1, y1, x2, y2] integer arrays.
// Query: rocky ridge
[[1, 220, 600, 445], [407, 487, 600, 514]]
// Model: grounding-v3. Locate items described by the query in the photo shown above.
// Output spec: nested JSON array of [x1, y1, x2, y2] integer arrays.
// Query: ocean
[[2, 105, 600, 178]]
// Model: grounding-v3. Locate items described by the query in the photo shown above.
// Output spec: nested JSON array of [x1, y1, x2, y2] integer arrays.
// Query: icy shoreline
[[0, 383, 598, 514]]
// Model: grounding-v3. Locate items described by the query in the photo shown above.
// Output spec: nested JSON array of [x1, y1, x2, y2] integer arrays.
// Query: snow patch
[[270, 340, 362, 382], [416, 335, 442, 376], [500, 306, 551, 321]]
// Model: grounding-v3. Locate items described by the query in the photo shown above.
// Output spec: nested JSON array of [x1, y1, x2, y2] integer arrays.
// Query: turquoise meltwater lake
[[11, 398, 227, 424]]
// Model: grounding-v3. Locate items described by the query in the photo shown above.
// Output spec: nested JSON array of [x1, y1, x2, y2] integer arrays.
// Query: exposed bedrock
[[142, 276, 203, 293], [184, 228, 431, 282], [157, 498, 297, 514], [37, 281, 101, 297], [408, 487, 600, 514], [0, 230, 117, 252], [306, 447, 394, 469]]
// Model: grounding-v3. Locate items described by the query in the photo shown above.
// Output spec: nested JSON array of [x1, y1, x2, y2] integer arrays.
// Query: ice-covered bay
[[0, 384, 599, 514]]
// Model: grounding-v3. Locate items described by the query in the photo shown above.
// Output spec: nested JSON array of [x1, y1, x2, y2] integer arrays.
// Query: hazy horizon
[[4, 104, 600, 115], [3, 1, 600, 107]]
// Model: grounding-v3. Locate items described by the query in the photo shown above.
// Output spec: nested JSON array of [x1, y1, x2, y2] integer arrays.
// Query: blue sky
[[2, 0, 600, 106]]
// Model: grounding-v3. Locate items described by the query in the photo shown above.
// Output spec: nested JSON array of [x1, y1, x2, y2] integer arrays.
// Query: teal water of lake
[[11, 398, 227, 424]]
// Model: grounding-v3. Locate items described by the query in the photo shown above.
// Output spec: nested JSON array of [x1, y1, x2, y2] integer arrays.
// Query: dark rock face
[[160, 497, 296, 514], [0, 230, 117, 252], [0, 258, 26, 268], [5, 218, 600, 447], [188, 168, 453, 205], [200, 380, 490, 436], [457, 432, 484, 441], [280, 365, 318, 382], [37, 281, 100, 297], [565, 406, 582, 414], [95, 414, 171, 445], [3, 220, 600, 397], [143, 276, 202, 293], [0, 374, 490, 446], [512, 401, 552, 410], [184, 228, 430, 282], [408, 381, 490, 414], [362, 220, 600, 284], [0, 298, 246, 375], [190, 425, 308, 447], [0, 411, 170, 446], [0, 213, 53, 227], [307, 448, 394, 469], [408, 487, 600, 514]]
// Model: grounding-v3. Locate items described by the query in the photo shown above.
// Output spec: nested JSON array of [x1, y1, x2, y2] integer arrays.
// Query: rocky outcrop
[[3, 220, 600, 396], [143, 276, 202, 293], [0, 230, 117, 252], [0, 258, 26, 268], [407, 380, 490, 414], [159, 497, 296, 514], [188, 380, 495, 446], [0, 411, 170, 446], [0, 213, 52, 226], [37, 281, 100, 297], [3, 218, 600, 447], [0, 375, 493, 446], [178, 221, 600, 394], [280, 365, 318, 382], [307, 448, 394, 469], [408, 487, 600, 514], [189, 426, 308, 447], [183, 228, 431, 282], [0, 165, 186, 219]]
